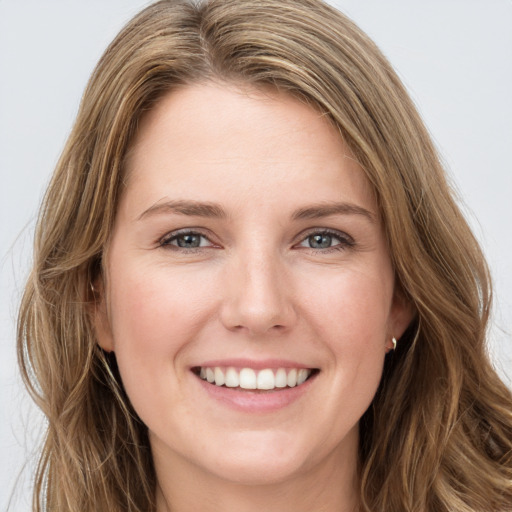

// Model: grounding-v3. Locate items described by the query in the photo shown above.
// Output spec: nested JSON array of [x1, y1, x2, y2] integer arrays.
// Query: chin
[[190, 431, 324, 486], [206, 456, 308, 486]]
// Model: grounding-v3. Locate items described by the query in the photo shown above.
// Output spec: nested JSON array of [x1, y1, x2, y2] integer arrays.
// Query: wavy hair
[[17, 0, 512, 510]]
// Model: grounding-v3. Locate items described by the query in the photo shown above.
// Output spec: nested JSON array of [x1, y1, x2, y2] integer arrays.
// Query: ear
[[91, 276, 115, 352], [387, 288, 415, 351]]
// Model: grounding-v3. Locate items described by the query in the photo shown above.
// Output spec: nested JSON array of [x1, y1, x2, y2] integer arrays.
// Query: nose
[[219, 248, 297, 336]]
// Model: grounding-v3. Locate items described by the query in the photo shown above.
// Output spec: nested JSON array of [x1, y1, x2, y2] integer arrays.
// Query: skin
[[95, 82, 412, 512]]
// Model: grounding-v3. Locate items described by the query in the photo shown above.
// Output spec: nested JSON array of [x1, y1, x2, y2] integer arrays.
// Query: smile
[[194, 366, 318, 390]]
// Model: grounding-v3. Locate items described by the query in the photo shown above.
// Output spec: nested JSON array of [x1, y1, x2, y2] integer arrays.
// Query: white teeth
[[257, 369, 275, 390], [225, 367, 239, 388], [239, 368, 257, 389], [214, 367, 225, 386], [287, 368, 297, 387], [275, 368, 287, 388], [197, 366, 313, 390], [297, 369, 308, 385]]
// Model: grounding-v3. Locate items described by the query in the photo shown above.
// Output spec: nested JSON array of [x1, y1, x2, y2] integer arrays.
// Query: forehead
[[121, 82, 375, 217]]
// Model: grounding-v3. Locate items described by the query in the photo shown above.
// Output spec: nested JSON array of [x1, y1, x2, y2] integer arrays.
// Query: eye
[[297, 229, 354, 251], [160, 230, 213, 249]]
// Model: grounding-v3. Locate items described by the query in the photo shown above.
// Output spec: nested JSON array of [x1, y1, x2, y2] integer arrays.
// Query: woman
[[17, 0, 512, 510]]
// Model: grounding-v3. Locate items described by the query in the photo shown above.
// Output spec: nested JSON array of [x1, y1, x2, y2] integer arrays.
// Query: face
[[96, 83, 411, 487]]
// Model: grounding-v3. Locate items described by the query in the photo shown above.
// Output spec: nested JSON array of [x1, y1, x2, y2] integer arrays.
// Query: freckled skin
[[95, 83, 412, 511]]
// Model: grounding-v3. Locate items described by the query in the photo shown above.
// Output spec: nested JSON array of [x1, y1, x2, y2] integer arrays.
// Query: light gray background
[[1, 1, 511, 509]]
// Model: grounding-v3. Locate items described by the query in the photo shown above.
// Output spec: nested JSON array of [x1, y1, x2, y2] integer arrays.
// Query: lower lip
[[195, 373, 318, 413]]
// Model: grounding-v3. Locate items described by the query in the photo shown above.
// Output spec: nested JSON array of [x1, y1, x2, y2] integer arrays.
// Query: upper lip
[[191, 358, 316, 370]]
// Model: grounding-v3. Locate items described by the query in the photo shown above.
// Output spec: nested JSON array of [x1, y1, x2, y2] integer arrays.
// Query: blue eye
[[307, 233, 334, 249], [298, 230, 353, 251], [161, 231, 212, 249]]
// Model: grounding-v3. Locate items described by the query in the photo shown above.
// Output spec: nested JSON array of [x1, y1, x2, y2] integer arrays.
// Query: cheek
[[299, 263, 393, 347], [297, 263, 392, 404], [106, 262, 214, 400], [108, 261, 211, 348]]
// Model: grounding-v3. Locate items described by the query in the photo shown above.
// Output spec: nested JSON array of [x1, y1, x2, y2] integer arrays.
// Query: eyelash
[[297, 228, 355, 253], [159, 228, 355, 253], [159, 229, 215, 252]]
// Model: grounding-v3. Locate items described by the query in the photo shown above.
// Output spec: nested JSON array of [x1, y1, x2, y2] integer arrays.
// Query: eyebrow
[[137, 199, 375, 223], [137, 200, 228, 220], [291, 202, 376, 223]]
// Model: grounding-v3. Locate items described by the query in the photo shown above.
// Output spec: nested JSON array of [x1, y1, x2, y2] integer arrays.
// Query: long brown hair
[[18, 0, 512, 510]]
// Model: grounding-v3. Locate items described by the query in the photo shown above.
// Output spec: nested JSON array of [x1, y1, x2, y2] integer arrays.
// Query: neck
[[153, 434, 360, 512]]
